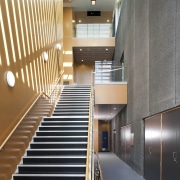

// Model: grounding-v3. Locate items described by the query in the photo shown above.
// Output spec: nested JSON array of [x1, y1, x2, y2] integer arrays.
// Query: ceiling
[[63, 0, 117, 12], [64, 0, 124, 121], [73, 46, 115, 63]]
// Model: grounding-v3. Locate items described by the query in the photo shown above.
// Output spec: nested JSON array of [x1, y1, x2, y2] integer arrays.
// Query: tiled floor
[[98, 152, 145, 180]]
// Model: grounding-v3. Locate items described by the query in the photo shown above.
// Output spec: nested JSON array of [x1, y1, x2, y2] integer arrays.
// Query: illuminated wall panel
[[0, 0, 63, 147]]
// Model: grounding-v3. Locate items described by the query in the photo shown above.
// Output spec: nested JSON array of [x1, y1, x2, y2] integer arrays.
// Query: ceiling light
[[63, 62, 72, 67], [80, 49, 82, 51], [81, 60, 84, 62], [79, 20, 81, 23], [42, 52, 48, 62], [107, 19, 110, 22], [91, 0, 96, 5], [6, 71, 15, 87]]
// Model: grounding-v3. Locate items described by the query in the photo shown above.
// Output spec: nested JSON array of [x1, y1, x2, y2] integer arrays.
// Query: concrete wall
[[114, 0, 180, 175]]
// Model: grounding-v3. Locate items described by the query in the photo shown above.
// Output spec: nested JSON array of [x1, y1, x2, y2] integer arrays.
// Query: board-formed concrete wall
[[114, 0, 180, 175]]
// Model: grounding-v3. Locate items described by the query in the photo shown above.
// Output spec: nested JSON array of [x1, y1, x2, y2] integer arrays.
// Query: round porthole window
[[6, 71, 15, 87]]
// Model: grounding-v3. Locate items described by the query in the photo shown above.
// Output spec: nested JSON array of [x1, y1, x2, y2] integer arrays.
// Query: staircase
[[13, 85, 91, 180], [0, 96, 55, 180]]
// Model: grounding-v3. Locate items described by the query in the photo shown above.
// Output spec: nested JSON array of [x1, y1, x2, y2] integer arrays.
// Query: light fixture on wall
[[42, 52, 48, 62], [55, 43, 61, 50], [6, 71, 15, 87], [91, 0, 96, 5]]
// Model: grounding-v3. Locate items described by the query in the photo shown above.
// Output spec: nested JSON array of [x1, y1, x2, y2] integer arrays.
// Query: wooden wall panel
[[0, 0, 63, 147]]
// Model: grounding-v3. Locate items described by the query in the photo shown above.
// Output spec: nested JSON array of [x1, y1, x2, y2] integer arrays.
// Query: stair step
[[13, 173, 85, 180], [33, 136, 87, 142], [56, 105, 89, 108], [53, 112, 89, 116], [38, 126, 88, 131], [43, 116, 89, 121], [22, 156, 86, 164], [30, 143, 87, 149], [26, 149, 87, 156], [17, 164, 86, 174], [54, 109, 89, 112], [41, 121, 88, 126], [36, 130, 88, 136]]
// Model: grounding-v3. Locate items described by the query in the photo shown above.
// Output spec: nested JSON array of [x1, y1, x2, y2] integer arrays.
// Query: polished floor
[[98, 152, 145, 180]]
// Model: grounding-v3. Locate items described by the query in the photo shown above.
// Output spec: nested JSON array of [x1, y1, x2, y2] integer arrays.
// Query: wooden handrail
[[0, 72, 64, 150]]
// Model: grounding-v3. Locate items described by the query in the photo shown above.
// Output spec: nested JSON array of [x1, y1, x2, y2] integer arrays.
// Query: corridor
[[98, 152, 145, 180]]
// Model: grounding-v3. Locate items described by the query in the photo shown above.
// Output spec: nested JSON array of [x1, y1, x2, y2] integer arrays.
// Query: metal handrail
[[0, 72, 63, 150], [42, 72, 64, 99]]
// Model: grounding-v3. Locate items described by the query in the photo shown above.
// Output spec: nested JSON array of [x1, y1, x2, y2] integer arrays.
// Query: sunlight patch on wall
[[26, 65, 30, 87], [16, 72, 19, 79], [42, 1, 47, 44], [30, 0, 37, 51], [21, 68, 25, 83], [39, 56, 45, 92], [26, 1, 34, 53], [5, 0, 16, 62], [36, 58, 42, 92], [22, 0, 30, 55], [39, 0, 45, 47], [0, 6, 10, 66], [33, 60, 38, 92], [0, 55, 2, 66], [17, 0, 26, 57], [36, 2, 42, 48], [30, 62, 34, 90], [12, 0, 21, 59], [33, 0, 40, 49]]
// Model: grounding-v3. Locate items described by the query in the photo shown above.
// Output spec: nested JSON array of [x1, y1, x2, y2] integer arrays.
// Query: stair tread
[[13, 174, 85, 177], [23, 156, 86, 158], [30, 142, 87, 144]]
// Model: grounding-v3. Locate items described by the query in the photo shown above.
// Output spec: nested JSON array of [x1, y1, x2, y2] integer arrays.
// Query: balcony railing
[[94, 61, 127, 84]]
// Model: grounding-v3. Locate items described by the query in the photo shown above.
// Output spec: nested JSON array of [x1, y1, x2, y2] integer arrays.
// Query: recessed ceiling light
[[106, 48, 108, 51], [80, 49, 82, 51], [114, 107, 117, 110], [79, 20, 81, 23], [81, 60, 84, 62], [107, 19, 110, 22]]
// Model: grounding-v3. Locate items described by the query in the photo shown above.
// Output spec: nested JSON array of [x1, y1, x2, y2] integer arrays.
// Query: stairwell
[[0, 96, 55, 180], [13, 85, 91, 180]]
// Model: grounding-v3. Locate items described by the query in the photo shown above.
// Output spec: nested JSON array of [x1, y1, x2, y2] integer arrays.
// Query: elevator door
[[144, 115, 161, 180], [162, 109, 180, 180]]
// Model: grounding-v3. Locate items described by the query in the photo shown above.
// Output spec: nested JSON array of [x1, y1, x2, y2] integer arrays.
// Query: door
[[144, 115, 161, 180], [162, 109, 180, 180], [102, 131, 108, 151]]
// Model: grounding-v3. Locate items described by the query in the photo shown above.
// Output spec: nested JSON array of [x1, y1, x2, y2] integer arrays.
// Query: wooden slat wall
[[0, 0, 63, 147]]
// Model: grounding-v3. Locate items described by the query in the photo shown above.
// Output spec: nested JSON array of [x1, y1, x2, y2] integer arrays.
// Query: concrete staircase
[[0, 96, 54, 180], [13, 85, 91, 180]]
